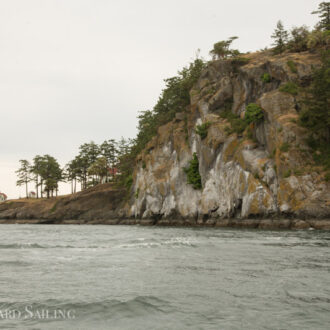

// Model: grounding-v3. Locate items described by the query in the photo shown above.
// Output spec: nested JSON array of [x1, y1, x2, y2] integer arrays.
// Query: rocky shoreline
[[0, 217, 330, 230], [1, 183, 329, 229]]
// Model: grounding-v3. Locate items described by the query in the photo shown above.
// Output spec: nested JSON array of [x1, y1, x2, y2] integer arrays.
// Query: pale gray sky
[[0, 0, 320, 198]]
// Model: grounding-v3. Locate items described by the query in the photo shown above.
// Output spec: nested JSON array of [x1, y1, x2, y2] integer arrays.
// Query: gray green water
[[0, 225, 329, 329]]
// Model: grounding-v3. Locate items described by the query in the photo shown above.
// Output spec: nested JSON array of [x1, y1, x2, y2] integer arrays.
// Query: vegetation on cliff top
[[209, 36, 240, 59]]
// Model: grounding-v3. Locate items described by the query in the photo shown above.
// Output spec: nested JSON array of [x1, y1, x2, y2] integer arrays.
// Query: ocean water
[[0, 225, 329, 330]]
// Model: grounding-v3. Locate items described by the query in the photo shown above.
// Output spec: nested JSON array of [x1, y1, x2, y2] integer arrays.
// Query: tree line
[[208, 2, 329, 59], [16, 138, 133, 198], [270, 2, 329, 54]]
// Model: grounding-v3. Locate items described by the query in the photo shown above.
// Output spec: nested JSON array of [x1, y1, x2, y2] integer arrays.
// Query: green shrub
[[277, 127, 283, 133], [280, 142, 290, 152], [223, 98, 233, 111], [293, 169, 303, 176], [125, 175, 133, 189], [231, 57, 250, 66], [142, 161, 146, 169], [196, 122, 211, 139], [224, 125, 231, 134], [246, 127, 254, 140], [184, 114, 189, 143], [283, 169, 292, 178], [135, 188, 140, 199], [325, 172, 330, 182], [206, 86, 216, 95], [50, 202, 58, 213], [221, 103, 263, 136], [261, 73, 272, 83], [183, 153, 202, 189], [310, 142, 330, 170], [245, 103, 264, 124], [220, 110, 237, 121], [287, 60, 298, 73], [231, 118, 247, 134], [279, 82, 298, 95], [220, 110, 247, 135], [271, 148, 276, 158]]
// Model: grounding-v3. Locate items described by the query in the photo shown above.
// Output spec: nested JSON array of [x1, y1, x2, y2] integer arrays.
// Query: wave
[[0, 260, 31, 267], [117, 237, 197, 249], [0, 243, 45, 249], [262, 242, 330, 247], [0, 296, 173, 322], [284, 290, 330, 304]]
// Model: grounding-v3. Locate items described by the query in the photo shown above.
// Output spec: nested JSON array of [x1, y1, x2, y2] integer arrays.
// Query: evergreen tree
[[300, 50, 330, 143], [64, 160, 79, 194], [312, 2, 330, 31], [79, 141, 100, 166], [78, 141, 101, 188], [88, 157, 108, 184], [30, 155, 43, 198], [16, 160, 31, 198], [100, 139, 117, 181], [271, 20, 289, 54], [38, 155, 62, 198], [288, 25, 310, 52], [209, 37, 239, 60], [116, 138, 135, 188]]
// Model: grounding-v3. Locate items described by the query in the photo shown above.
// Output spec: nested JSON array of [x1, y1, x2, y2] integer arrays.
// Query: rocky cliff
[[124, 51, 330, 224], [1, 50, 330, 229]]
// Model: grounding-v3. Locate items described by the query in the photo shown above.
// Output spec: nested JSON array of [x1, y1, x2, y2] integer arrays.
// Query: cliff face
[[126, 51, 330, 223]]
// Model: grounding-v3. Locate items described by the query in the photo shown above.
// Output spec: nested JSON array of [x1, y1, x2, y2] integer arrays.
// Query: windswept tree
[[312, 2, 330, 31], [209, 37, 239, 60], [271, 20, 289, 54], [16, 160, 31, 198]]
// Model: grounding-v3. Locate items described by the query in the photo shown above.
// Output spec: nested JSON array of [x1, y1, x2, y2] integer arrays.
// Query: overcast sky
[[0, 0, 320, 199]]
